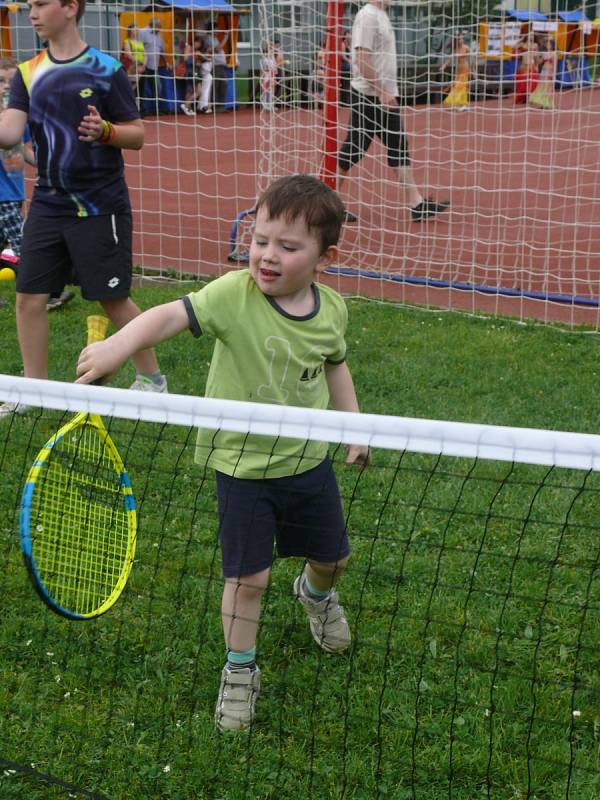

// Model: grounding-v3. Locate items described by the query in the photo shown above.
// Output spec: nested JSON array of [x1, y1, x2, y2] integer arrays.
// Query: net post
[[319, 0, 344, 190]]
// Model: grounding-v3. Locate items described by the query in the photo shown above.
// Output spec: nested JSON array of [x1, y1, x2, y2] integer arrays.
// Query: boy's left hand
[[78, 105, 104, 142], [345, 444, 371, 469]]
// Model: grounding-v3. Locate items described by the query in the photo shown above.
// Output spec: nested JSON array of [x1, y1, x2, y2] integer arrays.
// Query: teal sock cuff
[[304, 575, 331, 599], [227, 646, 256, 665], [137, 371, 164, 384]]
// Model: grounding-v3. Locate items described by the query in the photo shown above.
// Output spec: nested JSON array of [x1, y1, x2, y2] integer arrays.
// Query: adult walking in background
[[337, 0, 449, 223], [340, 29, 352, 106], [138, 17, 165, 117]]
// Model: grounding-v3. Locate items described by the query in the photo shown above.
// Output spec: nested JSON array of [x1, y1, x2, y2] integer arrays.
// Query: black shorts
[[216, 458, 350, 578], [338, 91, 410, 171], [16, 213, 133, 301]]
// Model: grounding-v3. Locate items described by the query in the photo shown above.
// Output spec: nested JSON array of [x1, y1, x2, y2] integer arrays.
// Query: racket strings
[[29, 420, 131, 616]]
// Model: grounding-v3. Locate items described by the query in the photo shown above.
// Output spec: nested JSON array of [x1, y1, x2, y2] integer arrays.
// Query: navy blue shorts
[[216, 458, 350, 578]]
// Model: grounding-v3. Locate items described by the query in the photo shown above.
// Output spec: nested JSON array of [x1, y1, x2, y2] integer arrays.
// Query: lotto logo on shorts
[[108, 277, 120, 289], [80, 88, 93, 98]]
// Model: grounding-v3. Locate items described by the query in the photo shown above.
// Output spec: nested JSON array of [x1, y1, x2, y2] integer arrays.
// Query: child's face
[[27, 0, 78, 40], [249, 206, 336, 302], [0, 68, 15, 93]]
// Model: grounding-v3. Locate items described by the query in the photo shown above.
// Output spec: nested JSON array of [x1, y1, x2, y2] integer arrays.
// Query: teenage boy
[[76, 174, 370, 732], [0, 0, 166, 418]]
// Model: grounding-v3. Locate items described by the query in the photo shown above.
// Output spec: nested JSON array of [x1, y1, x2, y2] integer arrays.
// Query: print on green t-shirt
[[186, 270, 347, 479]]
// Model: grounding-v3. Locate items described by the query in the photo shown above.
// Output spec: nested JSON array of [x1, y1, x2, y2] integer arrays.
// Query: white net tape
[[2, 374, 600, 470]]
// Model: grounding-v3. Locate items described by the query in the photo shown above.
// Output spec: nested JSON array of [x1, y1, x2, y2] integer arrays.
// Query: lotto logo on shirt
[[299, 366, 323, 382]]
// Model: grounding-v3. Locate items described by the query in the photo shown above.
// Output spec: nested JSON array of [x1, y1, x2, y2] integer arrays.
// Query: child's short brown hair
[[0, 57, 17, 71], [60, 0, 86, 22], [256, 174, 344, 253]]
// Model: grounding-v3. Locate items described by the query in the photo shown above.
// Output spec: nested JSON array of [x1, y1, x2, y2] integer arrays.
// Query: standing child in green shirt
[[76, 174, 370, 731]]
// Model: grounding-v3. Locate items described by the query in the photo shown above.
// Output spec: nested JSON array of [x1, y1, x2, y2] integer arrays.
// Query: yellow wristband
[[98, 119, 112, 144]]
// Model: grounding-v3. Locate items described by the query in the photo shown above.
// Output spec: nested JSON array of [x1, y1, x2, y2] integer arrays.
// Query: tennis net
[[0, 375, 598, 800]]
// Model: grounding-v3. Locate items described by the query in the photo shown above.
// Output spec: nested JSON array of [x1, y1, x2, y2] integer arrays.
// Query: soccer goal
[[228, 1, 600, 326], [4, 1, 600, 326]]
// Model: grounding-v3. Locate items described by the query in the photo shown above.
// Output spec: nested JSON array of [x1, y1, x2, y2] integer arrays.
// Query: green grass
[[0, 280, 599, 800]]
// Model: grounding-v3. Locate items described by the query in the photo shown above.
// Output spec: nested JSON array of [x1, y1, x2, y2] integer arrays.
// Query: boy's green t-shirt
[[185, 270, 347, 479]]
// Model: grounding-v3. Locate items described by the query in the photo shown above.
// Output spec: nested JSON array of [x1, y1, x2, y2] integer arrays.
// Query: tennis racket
[[19, 315, 137, 620]]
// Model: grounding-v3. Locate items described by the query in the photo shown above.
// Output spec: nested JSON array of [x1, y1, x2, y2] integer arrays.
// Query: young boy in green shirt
[[76, 174, 370, 731]]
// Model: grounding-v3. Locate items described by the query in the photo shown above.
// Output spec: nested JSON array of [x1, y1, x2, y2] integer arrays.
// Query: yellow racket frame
[[19, 315, 137, 619], [20, 411, 137, 619]]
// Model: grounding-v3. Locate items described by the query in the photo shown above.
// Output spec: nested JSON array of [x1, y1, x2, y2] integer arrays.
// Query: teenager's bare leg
[[16, 292, 50, 378], [222, 567, 271, 652], [100, 296, 159, 374]]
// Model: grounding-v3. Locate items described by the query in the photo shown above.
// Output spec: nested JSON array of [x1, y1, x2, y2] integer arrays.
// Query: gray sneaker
[[46, 290, 75, 312], [215, 665, 261, 732], [128, 375, 168, 393], [0, 401, 32, 419], [293, 575, 351, 653]]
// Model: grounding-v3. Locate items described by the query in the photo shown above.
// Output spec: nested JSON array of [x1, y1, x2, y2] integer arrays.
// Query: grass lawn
[[0, 279, 598, 800]]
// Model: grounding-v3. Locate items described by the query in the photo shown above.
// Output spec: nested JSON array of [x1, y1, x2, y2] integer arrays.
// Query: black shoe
[[411, 199, 450, 222], [344, 210, 358, 223]]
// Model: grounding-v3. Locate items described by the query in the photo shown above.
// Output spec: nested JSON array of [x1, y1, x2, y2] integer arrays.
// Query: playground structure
[[119, 0, 242, 112], [479, 8, 600, 92]]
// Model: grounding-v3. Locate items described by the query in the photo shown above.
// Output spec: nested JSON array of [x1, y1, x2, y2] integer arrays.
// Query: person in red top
[[514, 31, 539, 105]]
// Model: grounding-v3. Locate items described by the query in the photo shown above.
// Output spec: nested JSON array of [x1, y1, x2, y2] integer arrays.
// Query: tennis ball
[[0, 267, 15, 280]]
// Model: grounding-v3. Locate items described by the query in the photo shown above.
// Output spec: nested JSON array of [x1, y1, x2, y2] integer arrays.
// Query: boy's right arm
[[0, 109, 27, 149], [76, 299, 190, 385]]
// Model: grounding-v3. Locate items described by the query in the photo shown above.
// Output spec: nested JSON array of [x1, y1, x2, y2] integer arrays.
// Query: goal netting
[[4, 1, 600, 324], [0, 375, 599, 799], [245, 2, 600, 327]]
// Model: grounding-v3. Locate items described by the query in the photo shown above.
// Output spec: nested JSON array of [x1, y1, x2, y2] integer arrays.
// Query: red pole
[[319, 0, 344, 189]]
